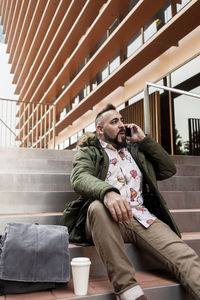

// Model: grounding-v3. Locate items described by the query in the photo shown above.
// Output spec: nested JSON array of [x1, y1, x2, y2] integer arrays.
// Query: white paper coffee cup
[[71, 257, 91, 295]]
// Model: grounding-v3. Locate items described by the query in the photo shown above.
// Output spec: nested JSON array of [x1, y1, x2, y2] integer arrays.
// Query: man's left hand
[[125, 124, 145, 143]]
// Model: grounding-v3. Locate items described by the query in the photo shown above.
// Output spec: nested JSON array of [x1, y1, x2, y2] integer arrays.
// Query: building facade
[[0, 0, 200, 155]]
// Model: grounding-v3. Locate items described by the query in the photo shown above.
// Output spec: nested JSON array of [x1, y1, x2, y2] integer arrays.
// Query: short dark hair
[[95, 104, 116, 126]]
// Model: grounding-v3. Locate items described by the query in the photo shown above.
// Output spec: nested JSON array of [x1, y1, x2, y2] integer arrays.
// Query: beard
[[104, 129, 127, 149]]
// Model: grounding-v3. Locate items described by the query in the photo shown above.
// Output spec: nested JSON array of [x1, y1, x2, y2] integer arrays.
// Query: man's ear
[[96, 125, 103, 135]]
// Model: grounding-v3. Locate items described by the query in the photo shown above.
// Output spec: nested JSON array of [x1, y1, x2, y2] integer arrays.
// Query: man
[[61, 104, 200, 300]]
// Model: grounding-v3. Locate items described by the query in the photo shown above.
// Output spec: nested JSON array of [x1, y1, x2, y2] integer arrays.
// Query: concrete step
[[0, 271, 192, 300], [0, 158, 73, 173], [0, 212, 61, 235], [0, 147, 76, 160], [69, 242, 163, 277], [0, 191, 77, 214], [52, 271, 191, 300], [0, 212, 200, 273], [69, 232, 200, 276], [182, 232, 200, 257], [172, 155, 200, 164], [171, 209, 200, 232], [158, 176, 200, 191], [161, 191, 200, 209], [0, 173, 72, 191], [175, 164, 200, 176]]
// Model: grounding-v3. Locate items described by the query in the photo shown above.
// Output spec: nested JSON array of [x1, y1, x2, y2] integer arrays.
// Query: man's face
[[97, 110, 126, 149]]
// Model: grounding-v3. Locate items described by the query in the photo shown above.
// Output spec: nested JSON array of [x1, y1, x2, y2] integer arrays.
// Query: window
[[96, 32, 107, 52], [109, 18, 119, 35], [59, 142, 64, 150], [77, 130, 83, 139], [71, 134, 78, 144], [128, 91, 144, 105], [64, 139, 69, 148], [117, 104, 125, 111], [129, 0, 139, 11], [85, 122, 95, 133], [171, 56, 200, 87], [109, 54, 120, 74], [101, 64, 109, 81], [176, 0, 191, 12], [83, 83, 90, 97], [92, 80, 97, 90], [149, 79, 166, 95], [144, 2, 171, 43], [59, 108, 66, 121], [171, 55, 200, 154], [127, 31, 142, 57]]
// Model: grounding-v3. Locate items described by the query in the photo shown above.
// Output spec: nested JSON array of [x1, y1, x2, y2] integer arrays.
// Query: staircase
[[0, 147, 199, 300]]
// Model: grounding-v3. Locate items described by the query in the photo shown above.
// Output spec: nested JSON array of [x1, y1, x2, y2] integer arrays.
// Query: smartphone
[[125, 127, 132, 137]]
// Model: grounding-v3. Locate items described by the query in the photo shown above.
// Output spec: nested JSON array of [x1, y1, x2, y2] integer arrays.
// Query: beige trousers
[[86, 200, 200, 300]]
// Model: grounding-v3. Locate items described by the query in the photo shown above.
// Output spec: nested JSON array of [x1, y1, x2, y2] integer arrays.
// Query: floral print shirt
[[100, 140, 156, 228]]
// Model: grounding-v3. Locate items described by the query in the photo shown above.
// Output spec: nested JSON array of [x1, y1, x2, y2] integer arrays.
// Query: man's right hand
[[104, 191, 133, 222]]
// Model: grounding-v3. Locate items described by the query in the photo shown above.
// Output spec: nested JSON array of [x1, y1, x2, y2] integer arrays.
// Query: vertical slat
[[32, 103, 34, 147], [18, 102, 21, 147], [40, 104, 43, 148], [44, 104, 47, 148], [48, 105, 51, 148], [23, 102, 25, 147], [36, 104, 39, 148], [27, 102, 30, 147], [53, 105, 56, 149]]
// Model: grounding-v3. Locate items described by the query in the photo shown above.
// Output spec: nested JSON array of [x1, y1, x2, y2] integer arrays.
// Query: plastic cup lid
[[71, 257, 91, 266]]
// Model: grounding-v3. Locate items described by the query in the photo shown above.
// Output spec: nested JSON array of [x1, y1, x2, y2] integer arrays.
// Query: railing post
[[36, 104, 39, 148], [44, 104, 47, 149], [48, 106, 51, 148], [143, 83, 151, 135], [53, 105, 56, 149]]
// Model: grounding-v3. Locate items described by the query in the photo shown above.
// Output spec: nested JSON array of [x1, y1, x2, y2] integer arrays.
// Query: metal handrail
[[0, 118, 17, 138], [143, 82, 200, 135]]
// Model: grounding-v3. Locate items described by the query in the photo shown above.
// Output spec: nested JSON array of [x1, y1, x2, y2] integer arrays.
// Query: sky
[[0, 22, 19, 147], [0, 42, 18, 100], [0, 18, 18, 99]]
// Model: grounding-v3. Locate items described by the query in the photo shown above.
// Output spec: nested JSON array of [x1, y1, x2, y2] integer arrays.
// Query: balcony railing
[[0, 98, 56, 148]]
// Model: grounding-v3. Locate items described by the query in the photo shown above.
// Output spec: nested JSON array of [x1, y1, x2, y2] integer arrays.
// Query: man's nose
[[119, 120, 125, 128]]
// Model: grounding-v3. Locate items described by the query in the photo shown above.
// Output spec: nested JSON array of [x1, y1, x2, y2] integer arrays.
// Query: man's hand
[[104, 191, 133, 222], [125, 124, 145, 143]]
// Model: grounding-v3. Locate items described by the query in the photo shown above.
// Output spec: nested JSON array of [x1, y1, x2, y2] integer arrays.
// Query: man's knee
[[88, 200, 105, 217], [88, 200, 111, 223]]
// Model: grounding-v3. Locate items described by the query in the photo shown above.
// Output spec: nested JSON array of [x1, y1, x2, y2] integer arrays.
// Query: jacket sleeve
[[71, 147, 119, 201], [138, 136, 176, 180]]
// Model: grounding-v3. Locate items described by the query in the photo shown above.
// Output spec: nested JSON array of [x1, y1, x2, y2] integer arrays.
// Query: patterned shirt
[[100, 140, 156, 228]]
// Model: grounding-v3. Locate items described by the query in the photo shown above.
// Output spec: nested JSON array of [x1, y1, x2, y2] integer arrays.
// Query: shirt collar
[[99, 139, 126, 152]]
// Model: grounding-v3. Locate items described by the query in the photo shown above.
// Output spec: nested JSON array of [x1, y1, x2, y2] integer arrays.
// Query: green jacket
[[60, 134, 181, 243]]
